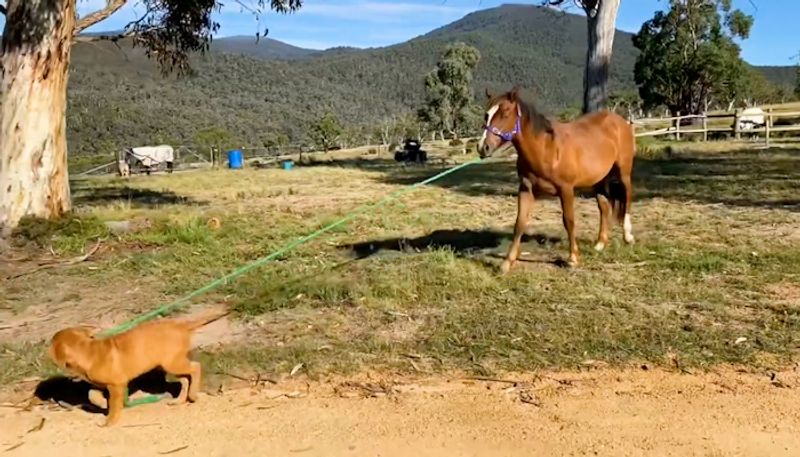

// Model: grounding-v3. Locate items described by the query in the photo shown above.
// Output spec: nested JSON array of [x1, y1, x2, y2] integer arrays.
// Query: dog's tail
[[179, 309, 231, 331]]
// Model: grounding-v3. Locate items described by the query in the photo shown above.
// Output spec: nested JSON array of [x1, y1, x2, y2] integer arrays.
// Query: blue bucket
[[281, 160, 294, 171], [227, 149, 243, 169]]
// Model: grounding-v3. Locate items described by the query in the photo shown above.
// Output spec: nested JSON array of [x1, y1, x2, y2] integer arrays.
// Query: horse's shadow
[[34, 369, 182, 414], [340, 228, 562, 263]]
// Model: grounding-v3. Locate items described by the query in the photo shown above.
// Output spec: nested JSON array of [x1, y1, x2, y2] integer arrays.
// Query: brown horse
[[478, 87, 636, 273]]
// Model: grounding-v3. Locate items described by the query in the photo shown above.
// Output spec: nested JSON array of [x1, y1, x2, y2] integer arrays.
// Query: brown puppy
[[48, 310, 229, 426]]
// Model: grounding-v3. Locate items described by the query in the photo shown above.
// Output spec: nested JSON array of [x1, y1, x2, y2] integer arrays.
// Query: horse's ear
[[485, 87, 492, 100], [509, 86, 522, 101]]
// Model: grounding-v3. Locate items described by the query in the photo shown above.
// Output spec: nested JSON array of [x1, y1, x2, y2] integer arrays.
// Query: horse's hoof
[[500, 260, 513, 275], [624, 234, 635, 245], [567, 256, 579, 268], [593, 241, 606, 252]]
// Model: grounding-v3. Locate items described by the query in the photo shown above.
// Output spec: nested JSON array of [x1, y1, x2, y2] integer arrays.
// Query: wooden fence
[[632, 103, 800, 145]]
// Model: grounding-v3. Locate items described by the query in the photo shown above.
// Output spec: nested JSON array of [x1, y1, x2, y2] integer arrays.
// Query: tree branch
[[75, 0, 127, 34], [0, 4, 6, 16]]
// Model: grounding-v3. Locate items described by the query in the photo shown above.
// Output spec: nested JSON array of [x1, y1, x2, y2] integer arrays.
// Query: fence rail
[[632, 103, 800, 145]]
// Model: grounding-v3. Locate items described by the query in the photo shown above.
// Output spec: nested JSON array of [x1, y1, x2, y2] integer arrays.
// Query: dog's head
[[48, 327, 97, 378]]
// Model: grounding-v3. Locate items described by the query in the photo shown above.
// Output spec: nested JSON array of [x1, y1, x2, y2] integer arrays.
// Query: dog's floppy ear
[[76, 324, 103, 338]]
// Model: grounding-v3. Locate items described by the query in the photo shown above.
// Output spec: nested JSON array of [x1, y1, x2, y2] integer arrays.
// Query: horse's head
[[478, 86, 522, 158]]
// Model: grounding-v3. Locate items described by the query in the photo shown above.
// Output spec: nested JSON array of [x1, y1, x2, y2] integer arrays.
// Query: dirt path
[[2, 368, 800, 456]]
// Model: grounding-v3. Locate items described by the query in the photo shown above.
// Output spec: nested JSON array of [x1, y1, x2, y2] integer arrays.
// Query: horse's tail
[[608, 119, 636, 226], [606, 165, 628, 225]]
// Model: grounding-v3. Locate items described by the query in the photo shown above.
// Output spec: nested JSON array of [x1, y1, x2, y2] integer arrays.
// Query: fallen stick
[[462, 376, 522, 385], [3, 442, 23, 452], [25, 418, 45, 434], [159, 445, 189, 455], [6, 240, 102, 280]]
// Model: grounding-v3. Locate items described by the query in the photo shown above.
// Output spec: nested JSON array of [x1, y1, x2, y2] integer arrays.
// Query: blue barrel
[[227, 149, 243, 169], [282, 160, 294, 171]]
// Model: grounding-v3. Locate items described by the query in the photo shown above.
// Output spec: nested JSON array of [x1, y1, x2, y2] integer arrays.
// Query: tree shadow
[[71, 184, 207, 208], [632, 149, 800, 210], [340, 228, 561, 260], [298, 156, 436, 172], [379, 160, 520, 197], [374, 147, 800, 211], [33, 368, 182, 414]]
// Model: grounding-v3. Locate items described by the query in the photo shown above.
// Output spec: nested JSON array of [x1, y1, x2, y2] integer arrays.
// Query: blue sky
[[74, 0, 799, 65]]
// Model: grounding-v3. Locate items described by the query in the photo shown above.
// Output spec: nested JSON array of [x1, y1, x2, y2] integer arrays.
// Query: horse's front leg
[[501, 178, 534, 275], [558, 186, 579, 267]]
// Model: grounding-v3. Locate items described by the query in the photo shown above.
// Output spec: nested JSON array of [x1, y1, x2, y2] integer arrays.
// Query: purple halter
[[483, 115, 521, 142]]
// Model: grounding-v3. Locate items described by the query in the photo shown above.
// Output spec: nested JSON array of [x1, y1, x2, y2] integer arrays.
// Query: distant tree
[[195, 127, 235, 151], [392, 113, 419, 143], [339, 126, 363, 149], [633, 0, 753, 116], [262, 131, 290, 151], [729, 66, 784, 108], [375, 118, 395, 147], [608, 90, 642, 119], [309, 112, 344, 152], [795, 55, 800, 100], [419, 42, 481, 139], [458, 104, 484, 138], [546, 0, 622, 113], [0, 0, 303, 234]]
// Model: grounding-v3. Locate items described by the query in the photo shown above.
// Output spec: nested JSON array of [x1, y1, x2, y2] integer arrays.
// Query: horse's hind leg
[[501, 178, 534, 275], [558, 186, 579, 267], [614, 165, 635, 245], [593, 181, 611, 252], [618, 169, 634, 244]]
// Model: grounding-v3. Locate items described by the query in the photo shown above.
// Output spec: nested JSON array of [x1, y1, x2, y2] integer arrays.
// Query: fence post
[[765, 108, 772, 148], [734, 109, 741, 140], [702, 114, 708, 142], [675, 111, 681, 141]]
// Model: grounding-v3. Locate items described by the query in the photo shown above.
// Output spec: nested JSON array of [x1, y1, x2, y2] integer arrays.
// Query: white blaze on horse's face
[[478, 104, 500, 156]]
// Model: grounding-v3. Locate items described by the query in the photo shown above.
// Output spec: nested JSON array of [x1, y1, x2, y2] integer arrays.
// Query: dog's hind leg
[[88, 389, 108, 409], [169, 377, 190, 405], [164, 358, 202, 404]]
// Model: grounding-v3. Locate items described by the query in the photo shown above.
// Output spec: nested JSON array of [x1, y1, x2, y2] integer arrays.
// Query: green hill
[[66, 3, 793, 157]]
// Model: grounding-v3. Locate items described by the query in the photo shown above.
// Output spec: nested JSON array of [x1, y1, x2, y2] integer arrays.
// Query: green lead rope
[[102, 158, 483, 408]]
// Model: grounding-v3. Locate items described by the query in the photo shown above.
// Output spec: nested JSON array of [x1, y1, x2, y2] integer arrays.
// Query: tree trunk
[[0, 0, 76, 234], [582, 0, 620, 114]]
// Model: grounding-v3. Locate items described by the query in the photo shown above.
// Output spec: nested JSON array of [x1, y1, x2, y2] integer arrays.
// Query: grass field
[[2, 140, 800, 387]]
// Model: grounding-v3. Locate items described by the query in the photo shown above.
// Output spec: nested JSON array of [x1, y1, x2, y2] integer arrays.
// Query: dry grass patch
[[2, 142, 800, 386]]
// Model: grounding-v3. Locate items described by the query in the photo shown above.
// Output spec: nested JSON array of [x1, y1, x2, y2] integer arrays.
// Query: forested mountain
[[208, 36, 318, 60], [66, 3, 793, 155], [757, 66, 797, 91]]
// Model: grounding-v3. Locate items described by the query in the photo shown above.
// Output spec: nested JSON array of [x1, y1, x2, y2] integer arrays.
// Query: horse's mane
[[518, 98, 555, 135], [489, 90, 554, 135]]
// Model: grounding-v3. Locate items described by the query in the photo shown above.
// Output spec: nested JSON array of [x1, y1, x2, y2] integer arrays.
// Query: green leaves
[[128, 0, 304, 76], [419, 42, 481, 138], [632, 0, 758, 114], [309, 112, 344, 152], [795, 56, 800, 100]]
